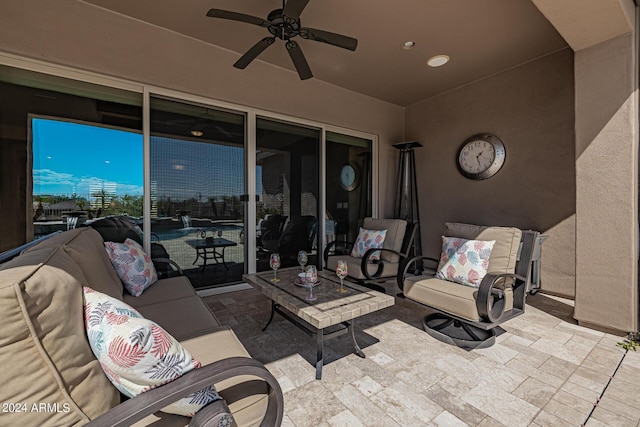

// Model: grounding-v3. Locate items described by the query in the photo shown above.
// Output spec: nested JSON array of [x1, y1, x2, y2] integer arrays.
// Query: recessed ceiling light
[[402, 41, 415, 50], [427, 55, 450, 67], [190, 130, 204, 137]]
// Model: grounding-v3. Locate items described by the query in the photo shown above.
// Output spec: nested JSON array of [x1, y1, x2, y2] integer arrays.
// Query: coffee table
[[242, 267, 395, 379]]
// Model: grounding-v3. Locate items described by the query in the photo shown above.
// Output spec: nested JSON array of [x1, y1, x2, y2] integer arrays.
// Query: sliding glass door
[[255, 118, 321, 271], [149, 96, 246, 289], [325, 131, 373, 244]]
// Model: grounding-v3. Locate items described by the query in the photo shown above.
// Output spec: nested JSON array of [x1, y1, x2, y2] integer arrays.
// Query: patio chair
[[399, 222, 539, 349], [258, 214, 287, 252], [84, 216, 182, 278], [324, 217, 416, 293], [264, 215, 317, 267]]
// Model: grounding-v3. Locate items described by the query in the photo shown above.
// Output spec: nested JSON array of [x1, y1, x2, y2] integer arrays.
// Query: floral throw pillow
[[82, 287, 223, 417], [350, 228, 387, 261], [436, 237, 495, 287], [104, 238, 158, 296]]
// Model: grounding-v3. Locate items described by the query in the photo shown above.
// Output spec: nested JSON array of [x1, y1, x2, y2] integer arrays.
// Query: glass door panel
[[326, 132, 372, 244], [150, 96, 245, 289], [256, 118, 320, 271]]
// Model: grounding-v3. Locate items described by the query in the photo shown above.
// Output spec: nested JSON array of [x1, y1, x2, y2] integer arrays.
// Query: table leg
[[350, 320, 365, 358], [316, 328, 324, 380], [221, 247, 229, 269], [262, 301, 276, 332]]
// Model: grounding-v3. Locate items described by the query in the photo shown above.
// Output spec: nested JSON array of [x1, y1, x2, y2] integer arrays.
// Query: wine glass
[[304, 265, 318, 301], [269, 253, 281, 283], [217, 229, 223, 238], [336, 260, 348, 293], [297, 250, 308, 272]]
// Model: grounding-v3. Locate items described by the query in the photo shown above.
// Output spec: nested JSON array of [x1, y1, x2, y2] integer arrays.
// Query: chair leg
[[422, 313, 495, 350]]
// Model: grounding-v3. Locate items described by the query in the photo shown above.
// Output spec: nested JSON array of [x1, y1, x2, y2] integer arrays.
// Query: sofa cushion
[[123, 276, 200, 309], [182, 328, 270, 427], [134, 295, 224, 341], [23, 227, 124, 299], [105, 238, 158, 297], [350, 227, 387, 261], [0, 246, 120, 426], [83, 287, 222, 417], [444, 223, 522, 280], [362, 218, 407, 263], [436, 237, 495, 287]]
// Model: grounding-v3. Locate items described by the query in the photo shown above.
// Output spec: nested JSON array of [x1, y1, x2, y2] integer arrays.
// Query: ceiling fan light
[[427, 55, 450, 67], [190, 130, 204, 137]]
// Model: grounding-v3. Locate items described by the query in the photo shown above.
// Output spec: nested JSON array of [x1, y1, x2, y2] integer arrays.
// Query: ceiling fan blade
[[283, 0, 310, 20], [233, 37, 276, 70], [206, 9, 269, 27], [286, 40, 313, 80], [234, 37, 276, 69], [302, 27, 358, 51]]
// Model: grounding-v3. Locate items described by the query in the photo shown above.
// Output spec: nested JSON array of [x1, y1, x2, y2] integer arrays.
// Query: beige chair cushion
[[131, 327, 269, 427], [444, 222, 521, 279], [0, 246, 120, 426], [362, 218, 407, 263], [23, 228, 124, 299], [326, 254, 399, 280], [404, 274, 513, 322]]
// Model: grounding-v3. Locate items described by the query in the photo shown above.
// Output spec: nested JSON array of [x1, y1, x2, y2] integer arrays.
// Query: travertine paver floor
[[204, 280, 640, 426]]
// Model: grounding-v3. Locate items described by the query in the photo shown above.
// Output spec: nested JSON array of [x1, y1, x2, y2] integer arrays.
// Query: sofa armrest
[[86, 357, 283, 427]]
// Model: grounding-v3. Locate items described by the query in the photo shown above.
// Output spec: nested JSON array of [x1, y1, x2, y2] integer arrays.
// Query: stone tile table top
[[243, 267, 395, 330]]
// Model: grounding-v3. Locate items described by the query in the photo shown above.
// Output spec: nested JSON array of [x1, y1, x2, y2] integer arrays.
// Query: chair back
[[362, 217, 407, 263], [443, 222, 521, 277]]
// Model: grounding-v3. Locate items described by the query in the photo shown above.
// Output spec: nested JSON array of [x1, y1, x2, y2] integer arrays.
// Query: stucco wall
[[574, 33, 639, 332], [405, 49, 576, 298], [0, 0, 404, 217]]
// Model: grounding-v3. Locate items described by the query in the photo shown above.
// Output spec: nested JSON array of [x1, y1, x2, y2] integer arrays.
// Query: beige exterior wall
[[405, 49, 576, 298], [0, 0, 404, 217], [574, 32, 639, 332]]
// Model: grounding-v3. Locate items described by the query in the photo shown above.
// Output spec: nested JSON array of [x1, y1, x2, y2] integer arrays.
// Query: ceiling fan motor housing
[[267, 9, 301, 40]]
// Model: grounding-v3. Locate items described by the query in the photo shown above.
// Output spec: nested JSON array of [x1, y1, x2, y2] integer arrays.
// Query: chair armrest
[[476, 272, 526, 322], [152, 257, 184, 276], [323, 240, 354, 265], [359, 247, 400, 280], [397, 255, 439, 291], [86, 357, 283, 427]]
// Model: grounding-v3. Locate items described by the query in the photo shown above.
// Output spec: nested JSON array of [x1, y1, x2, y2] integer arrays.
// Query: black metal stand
[[393, 141, 422, 258]]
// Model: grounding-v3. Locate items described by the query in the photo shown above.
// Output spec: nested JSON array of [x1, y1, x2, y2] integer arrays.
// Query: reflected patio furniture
[[324, 217, 416, 293], [399, 222, 539, 349], [262, 216, 317, 267], [186, 236, 238, 269]]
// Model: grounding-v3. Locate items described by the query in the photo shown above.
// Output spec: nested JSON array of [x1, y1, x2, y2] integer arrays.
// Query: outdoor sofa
[[0, 227, 283, 426]]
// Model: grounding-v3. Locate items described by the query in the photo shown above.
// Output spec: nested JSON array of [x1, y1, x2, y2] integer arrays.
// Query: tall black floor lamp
[[393, 141, 422, 258]]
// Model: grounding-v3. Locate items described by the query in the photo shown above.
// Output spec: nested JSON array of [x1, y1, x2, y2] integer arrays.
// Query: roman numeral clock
[[457, 133, 506, 180]]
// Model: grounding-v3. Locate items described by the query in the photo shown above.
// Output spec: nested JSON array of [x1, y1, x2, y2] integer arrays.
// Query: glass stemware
[[336, 260, 348, 293], [304, 265, 318, 301], [297, 250, 308, 272], [269, 253, 281, 283], [217, 229, 223, 238]]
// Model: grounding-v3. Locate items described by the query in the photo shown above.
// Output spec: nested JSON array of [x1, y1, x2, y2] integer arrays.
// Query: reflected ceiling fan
[[206, 0, 358, 80]]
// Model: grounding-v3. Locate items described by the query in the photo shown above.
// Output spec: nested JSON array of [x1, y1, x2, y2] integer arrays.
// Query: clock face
[[457, 134, 505, 180], [340, 163, 358, 191]]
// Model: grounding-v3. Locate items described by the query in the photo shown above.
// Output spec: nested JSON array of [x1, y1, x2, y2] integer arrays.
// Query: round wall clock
[[340, 162, 359, 191], [457, 133, 506, 180]]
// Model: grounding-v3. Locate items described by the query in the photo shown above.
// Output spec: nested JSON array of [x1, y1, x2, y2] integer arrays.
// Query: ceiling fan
[[206, 0, 358, 80]]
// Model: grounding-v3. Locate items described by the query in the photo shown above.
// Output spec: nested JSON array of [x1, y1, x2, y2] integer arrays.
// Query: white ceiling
[[82, 0, 568, 106]]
